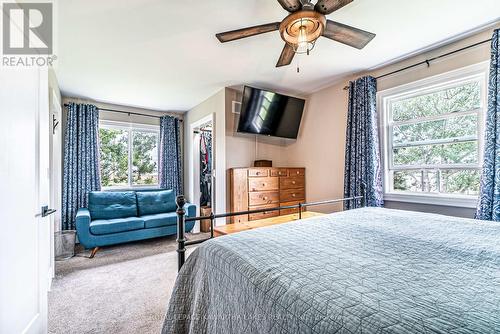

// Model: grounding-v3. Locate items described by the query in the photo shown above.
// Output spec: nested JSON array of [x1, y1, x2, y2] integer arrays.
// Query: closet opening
[[190, 115, 214, 233]]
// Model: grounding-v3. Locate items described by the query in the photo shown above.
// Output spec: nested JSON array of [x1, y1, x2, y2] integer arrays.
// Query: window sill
[[102, 185, 161, 191], [383, 192, 478, 208]]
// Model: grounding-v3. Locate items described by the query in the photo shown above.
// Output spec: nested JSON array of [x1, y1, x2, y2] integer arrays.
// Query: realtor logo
[[2, 2, 53, 55]]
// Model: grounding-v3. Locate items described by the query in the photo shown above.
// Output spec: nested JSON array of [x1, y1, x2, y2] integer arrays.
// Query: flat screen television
[[237, 86, 305, 139]]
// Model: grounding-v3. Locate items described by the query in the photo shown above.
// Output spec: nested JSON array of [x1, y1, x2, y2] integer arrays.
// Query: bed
[[162, 207, 500, 333]]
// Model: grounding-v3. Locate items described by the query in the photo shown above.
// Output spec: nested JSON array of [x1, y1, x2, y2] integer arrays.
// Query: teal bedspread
[[163, 208, 500, 333]]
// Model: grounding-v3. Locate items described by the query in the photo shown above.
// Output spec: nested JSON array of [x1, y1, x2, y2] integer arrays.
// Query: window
[[379, 63, 488, 207], [99, 121, 159, 188]]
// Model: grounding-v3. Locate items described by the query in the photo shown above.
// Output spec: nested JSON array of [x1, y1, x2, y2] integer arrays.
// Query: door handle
[[36, 205, 57, 218]]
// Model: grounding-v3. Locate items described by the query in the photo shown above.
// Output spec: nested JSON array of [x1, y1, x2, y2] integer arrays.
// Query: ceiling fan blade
[[276, 43, 295, 67], [216, 22, 280, 43], [322, 20, 375, 49], [277, 0, 302, 12], [314, 0, 353, 14]]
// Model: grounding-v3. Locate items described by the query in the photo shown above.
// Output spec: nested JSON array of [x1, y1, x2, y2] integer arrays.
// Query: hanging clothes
[[200, 130, 212, 207]]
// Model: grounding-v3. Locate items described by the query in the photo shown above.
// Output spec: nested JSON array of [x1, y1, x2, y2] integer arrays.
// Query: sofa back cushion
[[136, 190, 176, 216], [88, 191, 138, 220]]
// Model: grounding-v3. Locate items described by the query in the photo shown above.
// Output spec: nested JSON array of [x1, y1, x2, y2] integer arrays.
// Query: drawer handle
[[262, 183, 266, 187], [263, 196, 268, 200], [292, 194, 296, 197], [292, 181, 296, 185], [296, 171, 300, 175]]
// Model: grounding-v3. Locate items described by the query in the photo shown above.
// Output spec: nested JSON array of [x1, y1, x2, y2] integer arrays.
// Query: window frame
[[377, 62, 489, 208], [99, 120, 161, 190]]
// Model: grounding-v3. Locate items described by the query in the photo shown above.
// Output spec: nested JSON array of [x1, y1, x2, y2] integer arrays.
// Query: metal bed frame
[[175, 184, 367, 271]]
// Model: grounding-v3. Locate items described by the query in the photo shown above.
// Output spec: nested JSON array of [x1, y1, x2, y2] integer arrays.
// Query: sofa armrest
[[75, 208, 94, 248], [76, 208, 91, 225], [184, 203, 197, 218]]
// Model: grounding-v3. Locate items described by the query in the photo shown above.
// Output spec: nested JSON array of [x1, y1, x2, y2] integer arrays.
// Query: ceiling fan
[[215, 0, 375, 68]]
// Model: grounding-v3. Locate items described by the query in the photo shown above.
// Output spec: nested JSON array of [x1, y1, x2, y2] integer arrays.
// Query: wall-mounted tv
[[237, 86, 305, 139]]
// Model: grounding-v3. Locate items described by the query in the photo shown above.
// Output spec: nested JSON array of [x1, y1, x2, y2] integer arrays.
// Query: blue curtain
[[476, 29, 500, 221], [159, 115, 182, 196], [62, 103, 101, 230], [344, 76, 383, 209]]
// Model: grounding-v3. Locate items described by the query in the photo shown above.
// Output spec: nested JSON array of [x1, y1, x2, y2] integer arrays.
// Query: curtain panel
[[159, 115, 182, 196], [62, 103, 101, 230], [344, 76, 384, 209], [476, 29, 500, 221]]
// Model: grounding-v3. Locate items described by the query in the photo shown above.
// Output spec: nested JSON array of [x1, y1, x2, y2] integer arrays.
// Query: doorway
[[198, 124, 212, 211], [189, 115, 214, 232]]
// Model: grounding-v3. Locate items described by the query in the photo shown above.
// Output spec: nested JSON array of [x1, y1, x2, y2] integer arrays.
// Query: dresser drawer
[[280, 188, 305, 202], [288, 168, 305, 177], [271, 168, 288, 177], [248, 204, 280, 221], [248, 168, 268, 177], [280, 201, 306, 216], [248, 177, 278, 192], [248, 191, 279, 206], [280, 176, 305, 189]]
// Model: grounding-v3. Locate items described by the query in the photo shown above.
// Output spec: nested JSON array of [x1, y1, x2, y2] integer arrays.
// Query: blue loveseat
[[76, 189, 196, 257]]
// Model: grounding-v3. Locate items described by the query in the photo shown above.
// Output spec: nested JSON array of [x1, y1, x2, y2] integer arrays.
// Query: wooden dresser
[[228, 167, 306, 223]]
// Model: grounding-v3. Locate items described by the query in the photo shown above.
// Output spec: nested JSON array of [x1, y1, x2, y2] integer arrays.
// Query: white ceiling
[[56, 0, 499, 111]]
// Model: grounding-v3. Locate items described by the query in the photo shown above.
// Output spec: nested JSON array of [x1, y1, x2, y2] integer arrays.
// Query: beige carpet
[[48, 233, 206, 334]]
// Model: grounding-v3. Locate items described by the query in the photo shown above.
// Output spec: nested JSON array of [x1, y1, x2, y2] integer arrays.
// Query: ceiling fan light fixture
[[293, 23, 315, 55], [279, 10, 325, 56]]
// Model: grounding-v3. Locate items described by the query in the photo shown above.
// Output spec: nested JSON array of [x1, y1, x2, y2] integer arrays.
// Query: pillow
[[136, 190, 176, 216], [88, 191, 138, 220]]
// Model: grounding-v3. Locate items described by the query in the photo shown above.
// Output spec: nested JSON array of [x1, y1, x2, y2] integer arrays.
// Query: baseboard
[[21, 313, 40, 334], [47, 266, 54, 291]]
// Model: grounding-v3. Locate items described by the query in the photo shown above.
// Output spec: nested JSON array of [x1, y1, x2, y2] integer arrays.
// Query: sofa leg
[[89, 247, 100, 258]]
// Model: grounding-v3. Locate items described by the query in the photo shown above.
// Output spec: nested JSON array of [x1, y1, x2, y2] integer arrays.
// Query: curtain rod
[[343, 38, 492, 90], [63, 104, 183, 122]]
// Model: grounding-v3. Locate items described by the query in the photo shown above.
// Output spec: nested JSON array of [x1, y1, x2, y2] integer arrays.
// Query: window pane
[[132, 131, 159, 185], [393, 170, 438, 193], [392, 81, 481, 122], [99, 128, 129, 187], [393, 115, 478, 145], [393, 141, 478, 166], [440, 169, 480, 196]]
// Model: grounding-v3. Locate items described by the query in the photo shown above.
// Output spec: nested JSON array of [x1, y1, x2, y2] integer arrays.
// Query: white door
[[49, 87, 62, 282], [0, 67, 51, 333]]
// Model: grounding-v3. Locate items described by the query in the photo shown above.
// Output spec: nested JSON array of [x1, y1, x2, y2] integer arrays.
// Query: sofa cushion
[[88, 191, 138, 220], [90, 217, 144, 235], [141, 212, 178, 229], [136, 190, 176, 216]]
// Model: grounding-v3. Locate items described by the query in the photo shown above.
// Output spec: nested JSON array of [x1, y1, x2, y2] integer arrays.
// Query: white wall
[[285, 86, 348, 213]]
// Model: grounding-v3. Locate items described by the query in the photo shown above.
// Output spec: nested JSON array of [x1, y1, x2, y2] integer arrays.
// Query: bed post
[[360, 182, 367, 208], [176, 195, 186, 272]]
